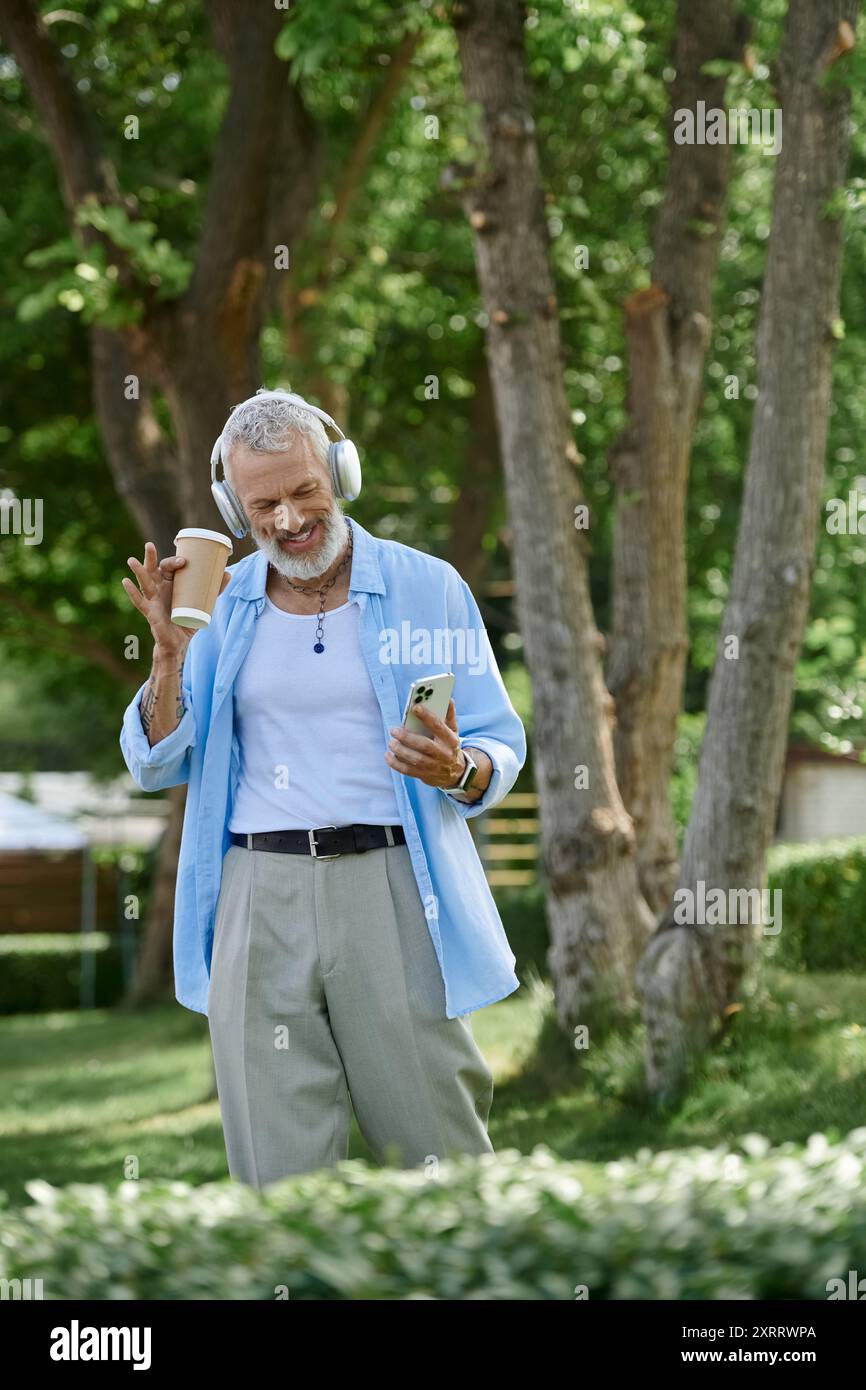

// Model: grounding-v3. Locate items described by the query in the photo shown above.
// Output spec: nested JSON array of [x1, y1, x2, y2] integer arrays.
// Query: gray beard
[[253, 502, 349, 583]]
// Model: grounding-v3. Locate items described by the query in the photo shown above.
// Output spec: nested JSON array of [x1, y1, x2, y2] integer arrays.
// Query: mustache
[[257, 504, 347, 580], [278, 528, 318, 539], [274, 512, 333, 538]]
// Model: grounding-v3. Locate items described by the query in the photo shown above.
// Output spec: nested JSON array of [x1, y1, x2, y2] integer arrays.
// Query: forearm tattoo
[[140, 678, 157, 736], [141, 656, 185, 743]]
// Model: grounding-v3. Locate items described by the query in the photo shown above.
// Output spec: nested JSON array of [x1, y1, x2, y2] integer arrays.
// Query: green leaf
[[274, 17, 300, 61], [700, 59, 740, 79]]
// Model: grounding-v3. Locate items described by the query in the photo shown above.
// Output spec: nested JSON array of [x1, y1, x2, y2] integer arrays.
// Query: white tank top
[[228, 594, 402, 832]]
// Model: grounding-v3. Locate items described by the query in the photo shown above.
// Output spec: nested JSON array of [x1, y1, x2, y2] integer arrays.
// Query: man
[[120, 390, 526, 1187]]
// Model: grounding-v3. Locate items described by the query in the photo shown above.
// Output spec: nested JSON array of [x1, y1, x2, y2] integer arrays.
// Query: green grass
[[490, 968, 866, 1161], [1, 967, 865, 1206]]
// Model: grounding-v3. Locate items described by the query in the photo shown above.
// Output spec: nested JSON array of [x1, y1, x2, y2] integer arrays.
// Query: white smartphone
[[401, 672, 455, 739]]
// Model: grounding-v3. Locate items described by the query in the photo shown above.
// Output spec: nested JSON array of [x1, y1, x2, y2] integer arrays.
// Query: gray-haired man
[[120, 391, 526, 1185]]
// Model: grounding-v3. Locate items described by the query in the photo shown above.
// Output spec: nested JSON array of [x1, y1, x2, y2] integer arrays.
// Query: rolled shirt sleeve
[[120, 656, 197, 793]]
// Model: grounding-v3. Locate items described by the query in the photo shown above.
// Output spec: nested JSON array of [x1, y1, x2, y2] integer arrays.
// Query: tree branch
[[820, 17, 856, 68], [187, 0, 291, 317], [330, 31, 420, 244], [0, 0, 115, 217], [290, 29, 422, 319], [90, 326, 182, 556]]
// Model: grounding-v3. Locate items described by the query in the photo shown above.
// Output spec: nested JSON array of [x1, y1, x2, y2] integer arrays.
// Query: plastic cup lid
[[174, 528, 233, 551]]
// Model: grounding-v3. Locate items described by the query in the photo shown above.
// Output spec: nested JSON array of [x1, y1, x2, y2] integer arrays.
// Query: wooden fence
[[0, 852, 118, 933], [474, 790, 540, 888], [0, 795, 540, 930]]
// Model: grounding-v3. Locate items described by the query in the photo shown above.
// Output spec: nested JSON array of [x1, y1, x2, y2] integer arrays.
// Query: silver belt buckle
[[309, 825, 339, 859]]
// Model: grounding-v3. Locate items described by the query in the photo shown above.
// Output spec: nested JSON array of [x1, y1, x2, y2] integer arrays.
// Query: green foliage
[[18, 240, 136, 329], [3, 1131, 866, 1298], [670, 712, 705, 842], [1, 0, 865, 779], [699, 59, 743, 79], [2, 967, 866, 1233], [0, 935, 125, 1014], [767, 838, 866, 972], [685, 218, 719, 239], [17, 202, 192, 328], [275, 0, 429, 80], [497, 830, 866, 978], [495, 879, 548, 975], [76, 201, 191, 292]]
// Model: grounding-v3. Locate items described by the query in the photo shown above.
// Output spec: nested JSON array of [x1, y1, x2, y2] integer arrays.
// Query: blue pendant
[[314, 642, 325, 653]]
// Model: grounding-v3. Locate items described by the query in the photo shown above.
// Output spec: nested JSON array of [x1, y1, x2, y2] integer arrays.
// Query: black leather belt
[[230, 823, 406, 858]]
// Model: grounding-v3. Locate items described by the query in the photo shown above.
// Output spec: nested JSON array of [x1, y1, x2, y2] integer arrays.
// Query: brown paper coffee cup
[[171, 528, 233, 629]]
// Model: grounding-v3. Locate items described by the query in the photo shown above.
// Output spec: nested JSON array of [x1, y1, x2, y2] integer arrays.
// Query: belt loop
[[246, 833, 253, 850], [385, 825, 395, 847]]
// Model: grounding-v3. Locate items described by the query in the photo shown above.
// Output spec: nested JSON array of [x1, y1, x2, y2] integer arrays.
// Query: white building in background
[[776, 745, 866, 844], [0, 772, 168, 850], [0, 792, 87, 853]]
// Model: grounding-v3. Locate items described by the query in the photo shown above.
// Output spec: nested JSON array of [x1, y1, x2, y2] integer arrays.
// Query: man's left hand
[[385, 698, 490, 795]]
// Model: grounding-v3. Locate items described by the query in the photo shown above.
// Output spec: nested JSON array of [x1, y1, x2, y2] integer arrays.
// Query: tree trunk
[[607, 0, 748, 912], [638, 0, 860, 1096], [452, 0, 653, 1031], [129, 785, 187, 1005], [3, 0, 428, 1004], [447, 349, 501, 593], [0, 0, 323, 998]]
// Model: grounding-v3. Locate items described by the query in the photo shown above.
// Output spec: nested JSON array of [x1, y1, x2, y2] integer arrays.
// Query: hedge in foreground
[[2, 1132, 866, 1300]]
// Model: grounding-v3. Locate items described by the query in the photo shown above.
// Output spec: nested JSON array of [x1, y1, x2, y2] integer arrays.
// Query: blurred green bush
[[494, 879, 548, 977], [3, 1132, 866, 1299], [0, 933, 126, 1014], [497, 835, 866, 979], [767, 837, 866, 972]]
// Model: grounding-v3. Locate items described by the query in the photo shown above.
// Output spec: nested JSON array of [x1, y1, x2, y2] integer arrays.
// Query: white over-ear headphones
[[210, 388, 362, 539]]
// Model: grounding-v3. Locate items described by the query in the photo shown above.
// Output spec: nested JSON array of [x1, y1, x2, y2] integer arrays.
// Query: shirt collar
[[227, 514, 386, 601]]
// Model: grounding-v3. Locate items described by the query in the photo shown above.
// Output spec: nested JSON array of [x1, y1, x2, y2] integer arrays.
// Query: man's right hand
[[122, 542, 229, 655]]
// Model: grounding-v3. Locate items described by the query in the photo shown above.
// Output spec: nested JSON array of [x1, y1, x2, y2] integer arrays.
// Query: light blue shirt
[[119, 515, 528, 1018]]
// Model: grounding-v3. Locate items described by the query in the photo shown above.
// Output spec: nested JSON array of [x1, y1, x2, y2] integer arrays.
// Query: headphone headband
[[211, 390, 346, 484], [209, 387, 362, 537]]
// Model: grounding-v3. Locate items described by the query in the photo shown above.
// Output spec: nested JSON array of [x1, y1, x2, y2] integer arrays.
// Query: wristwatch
[[445, 746, 479, 803]]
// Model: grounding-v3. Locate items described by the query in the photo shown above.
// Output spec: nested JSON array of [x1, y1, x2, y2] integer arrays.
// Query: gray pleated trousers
[[206, 839, 495, 1188]]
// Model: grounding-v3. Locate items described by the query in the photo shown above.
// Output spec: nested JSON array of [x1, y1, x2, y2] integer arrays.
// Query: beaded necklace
[[272, 522, 353, 653]]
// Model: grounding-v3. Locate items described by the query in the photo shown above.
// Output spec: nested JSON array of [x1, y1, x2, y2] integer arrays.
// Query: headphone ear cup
[[211, 480, 250, 539], [329, 439, 362, 501]]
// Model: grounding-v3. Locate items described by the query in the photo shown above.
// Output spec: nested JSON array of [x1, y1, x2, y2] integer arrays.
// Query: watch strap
[[446, 746, 478, 801]]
